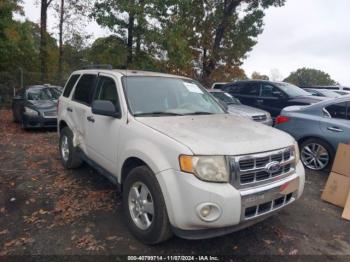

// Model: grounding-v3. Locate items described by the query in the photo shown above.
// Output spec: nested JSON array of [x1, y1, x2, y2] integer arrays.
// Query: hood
[[28, 100, 57, 110], [136, 114, 294, 155], [227, 104, 268, 117], [289, 95, 328, 104]]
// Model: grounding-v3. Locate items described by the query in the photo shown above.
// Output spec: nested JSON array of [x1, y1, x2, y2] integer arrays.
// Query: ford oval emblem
[[265, 161, 281, 174]]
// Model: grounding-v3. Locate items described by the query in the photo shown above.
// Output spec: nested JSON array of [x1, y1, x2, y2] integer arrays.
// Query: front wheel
[[59, 127, 82, 169], [300, 138, 334, 171], [123, 166, 172, 244]]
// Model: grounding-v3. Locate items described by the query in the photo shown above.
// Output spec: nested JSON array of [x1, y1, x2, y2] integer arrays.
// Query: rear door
[[230, 82, 261, 108], [70, 74, 98, 154], [85, 73, 123, 174], [320, 101, 350, 148], [260, 83, 287, 117]]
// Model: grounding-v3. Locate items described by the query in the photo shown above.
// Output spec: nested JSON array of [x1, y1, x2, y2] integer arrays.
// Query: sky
[[21, 0, 350, 86]]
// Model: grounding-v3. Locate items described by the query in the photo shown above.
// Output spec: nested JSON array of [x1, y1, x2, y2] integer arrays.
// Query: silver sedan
[[275, 96, 350, 171], [209, 90, 273, 126]]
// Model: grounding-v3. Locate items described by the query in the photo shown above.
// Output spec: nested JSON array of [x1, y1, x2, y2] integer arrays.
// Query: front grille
[[230, 147, 295, 189], [244, 193, 294, 220], [252, 114, 267, 122], [43, 111, 57, 118]]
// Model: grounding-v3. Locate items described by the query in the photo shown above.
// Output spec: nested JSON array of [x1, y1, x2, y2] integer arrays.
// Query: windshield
[[320, 90, 341, 98], [27, 87, 61, 101], [123, 77, 225, 116], [211, 92, 241, 105], [275, 82, 311, 97]]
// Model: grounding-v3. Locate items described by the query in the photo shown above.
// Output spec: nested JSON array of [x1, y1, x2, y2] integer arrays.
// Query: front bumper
[[255, 118, 273, 126], [22, 114, 57, 128], [156, 161, 305, 239]]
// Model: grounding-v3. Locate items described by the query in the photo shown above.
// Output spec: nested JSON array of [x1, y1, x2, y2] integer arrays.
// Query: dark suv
[[222, 80, 327, 117]]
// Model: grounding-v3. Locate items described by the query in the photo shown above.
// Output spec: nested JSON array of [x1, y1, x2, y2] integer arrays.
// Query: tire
[[300, 138, 334, 171], [59, 127, 82, 169], [123, 166, 172, 244]]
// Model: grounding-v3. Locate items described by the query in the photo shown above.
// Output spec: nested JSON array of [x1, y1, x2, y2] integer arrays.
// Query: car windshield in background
[[27, 87, 61, 101], [320, 90, 341, 98], [212, 92, 241, 105], [123, 77, 225, 116], [275, 82, 311, 97]]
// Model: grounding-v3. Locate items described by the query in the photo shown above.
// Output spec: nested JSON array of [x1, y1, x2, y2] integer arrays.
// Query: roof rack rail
[[82, 64, 113, 70]]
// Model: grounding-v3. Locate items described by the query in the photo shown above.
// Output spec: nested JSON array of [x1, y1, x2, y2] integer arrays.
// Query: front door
[[320, 101, 350, 147], [260, 83, 286, 117], [85, 74, 123, 174]]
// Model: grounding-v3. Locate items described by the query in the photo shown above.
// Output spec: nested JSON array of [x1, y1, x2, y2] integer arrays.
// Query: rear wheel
[[123, 166, 172, 244], [300, 138, 334, 171], [59, 127, 82, 169]]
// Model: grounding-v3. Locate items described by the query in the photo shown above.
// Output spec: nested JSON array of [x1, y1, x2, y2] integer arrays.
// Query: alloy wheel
[[301, 143, 329, 170], [128, 181, 154, 230], [60, 136, 70, 162]]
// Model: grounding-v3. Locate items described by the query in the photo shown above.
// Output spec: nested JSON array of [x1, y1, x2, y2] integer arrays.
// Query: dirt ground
[[0, 109, 349, 258]]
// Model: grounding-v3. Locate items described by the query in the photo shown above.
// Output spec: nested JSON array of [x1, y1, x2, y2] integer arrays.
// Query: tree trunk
[[127, 12, 134, 66], [203, 0, 241, 80], [58, 0, 64, 84], [40, 1, 48, 82], [40, 0, 52, 83]]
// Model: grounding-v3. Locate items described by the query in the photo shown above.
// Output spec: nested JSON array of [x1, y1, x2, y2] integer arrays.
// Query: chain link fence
[[0, 70, 69, 109]]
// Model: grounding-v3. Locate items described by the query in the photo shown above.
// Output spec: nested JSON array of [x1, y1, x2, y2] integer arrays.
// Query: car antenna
[[125, 60, 130, 124]]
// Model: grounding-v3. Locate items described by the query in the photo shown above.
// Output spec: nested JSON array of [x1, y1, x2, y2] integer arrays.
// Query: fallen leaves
[[75, 234, 105, 252], [0, 229, 9, 235], [0, 236, 34, 255]]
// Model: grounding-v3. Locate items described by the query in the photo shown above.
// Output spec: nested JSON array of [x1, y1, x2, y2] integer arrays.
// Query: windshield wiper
[[184, 111, 214, 115], [134, 112, 184, 117]]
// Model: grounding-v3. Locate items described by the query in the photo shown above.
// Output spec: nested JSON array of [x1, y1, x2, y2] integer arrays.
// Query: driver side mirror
[[92, 100, 121, 118]]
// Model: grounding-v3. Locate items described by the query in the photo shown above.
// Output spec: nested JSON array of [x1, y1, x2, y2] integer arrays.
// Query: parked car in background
[[304, 88, 341, 98], [275, 97, 350, 171], [12, 85, 61, 129], [334, 90, 350, 96], [58, 68, 304, 244], [211, 82, 228, 90], [209, 90, 272, 125], [301, 85, 350, 92], [222, 80, 327, 117]]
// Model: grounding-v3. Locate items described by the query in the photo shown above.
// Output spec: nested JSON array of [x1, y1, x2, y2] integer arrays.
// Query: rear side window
[[73, 74, 97, 105], [223, 84, 240, 93], [63, 74, 80, 97], [326, 102, 347, 120], [241, 83, 260, 96]]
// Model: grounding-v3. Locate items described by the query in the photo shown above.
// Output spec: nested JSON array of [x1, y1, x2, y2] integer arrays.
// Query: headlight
[[266, 112, 271, 119], [24, 107, 39, 117], [293, 141, 300, 164], [179, 155, 229, 182]]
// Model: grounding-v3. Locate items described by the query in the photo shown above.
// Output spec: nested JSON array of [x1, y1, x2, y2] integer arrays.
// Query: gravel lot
[[0, 109, 349, 258]]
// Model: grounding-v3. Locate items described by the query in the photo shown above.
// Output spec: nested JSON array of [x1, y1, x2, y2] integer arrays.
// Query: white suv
[[58, 69, 305, 244]]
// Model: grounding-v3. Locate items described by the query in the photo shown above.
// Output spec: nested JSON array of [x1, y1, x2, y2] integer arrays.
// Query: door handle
[[257, 99, 263, 104], [67, 107, 73, 112], [327, 126, 343, 132], [87, 116, 95, 123]]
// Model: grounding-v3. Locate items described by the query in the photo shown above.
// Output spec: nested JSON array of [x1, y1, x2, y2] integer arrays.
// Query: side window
[[73, 74, 97, 105], [223, 84, 239, 93], [93, 76, 120, 109], [241, 83, 260, 96], [261, 84, 283, 97], [325, 102, 347, 120], [63, 74, 80, 98]]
